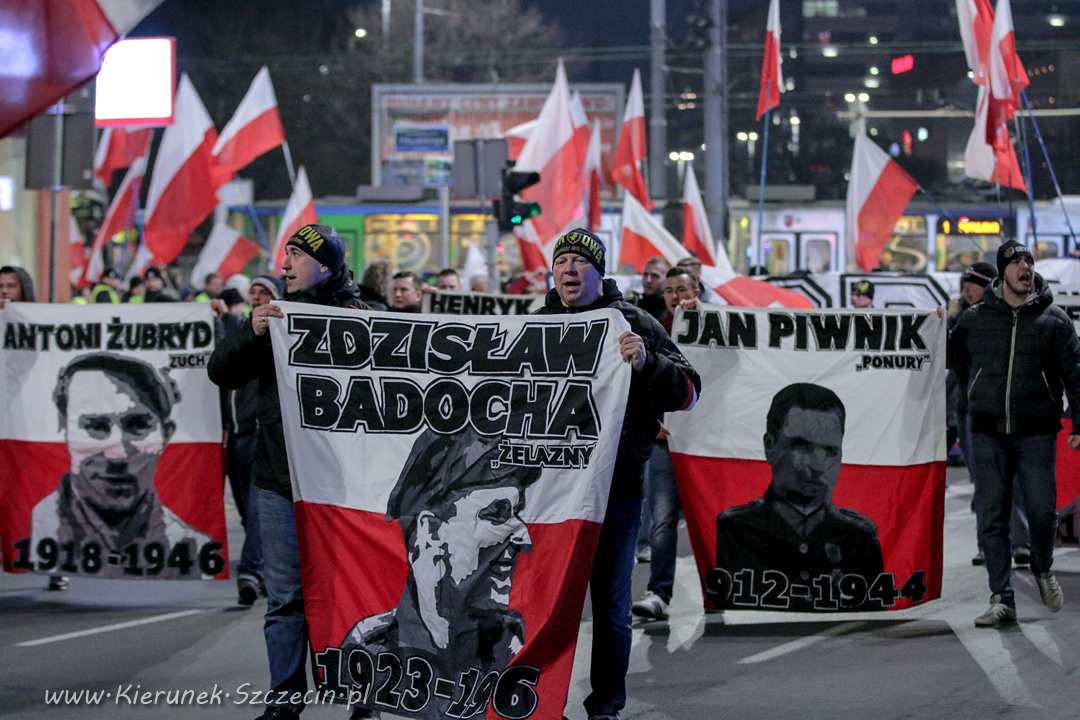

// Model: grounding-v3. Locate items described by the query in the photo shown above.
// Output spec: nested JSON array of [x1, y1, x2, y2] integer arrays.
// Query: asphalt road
[[2, 465, 1078, 720]]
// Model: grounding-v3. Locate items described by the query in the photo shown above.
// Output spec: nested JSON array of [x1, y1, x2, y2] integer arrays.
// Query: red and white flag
[[82, 156, 147, 286], [846, 133, 919, 272], [756, 0, 783, 120], [212, 66, 286, 183], [713, 276, 814, 308], [965, 86, 1027, 193], [515, 59, 585, 269], [681, 165, 718, 267], [987, 0, 1028, 138], [94, 126, 153, 184], [666, 305, 946, 614], [620, 193, 685, 270], [956, 0, 995, 86], [0, 0, 164, 138], [585, 119, 604, 232], [505, 119, 537, 162], [612, 69, 653, 210], [268, 306, 631, 720], [569, 90, 591, 171], [69, 215, 88, 287], [270, 166, 317, 272], [191, 221, 259, 289], [143, 74, 224, 265]]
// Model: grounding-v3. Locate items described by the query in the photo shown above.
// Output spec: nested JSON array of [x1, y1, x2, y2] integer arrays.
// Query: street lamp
[[737, 132, 758, 172], [354, 28, 368, 38]]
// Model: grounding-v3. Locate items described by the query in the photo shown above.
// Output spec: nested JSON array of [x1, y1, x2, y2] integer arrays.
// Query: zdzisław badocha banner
[[269, 304, 631, 719], [666, 306, 947, 613], [0, 303, 228, 580]]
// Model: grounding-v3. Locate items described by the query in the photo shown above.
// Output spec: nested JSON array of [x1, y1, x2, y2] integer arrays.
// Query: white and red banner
[[846, 133, 919, 272], [82, 155, 148, 286], [212, 66, 286, 183], [0, 303, 228, 580], [756, 0, 783, 120], [666, 306, 946, 612], [94, 126, 154, 185], [143, 74, 223, 265], [190, 221, 260, 290], [270, 165, 318, 272], [681, 164, 718, 267], [620, 193, 685, 270], [612, 69, 652, 211], [269, 305, 631, 719]]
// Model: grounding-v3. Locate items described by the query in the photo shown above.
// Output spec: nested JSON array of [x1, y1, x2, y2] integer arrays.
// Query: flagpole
[[1019, 89, 1078, 249], [282, 140, 297, 186], [755, 79, 771, 273], [1011, 81, 1039, 248]]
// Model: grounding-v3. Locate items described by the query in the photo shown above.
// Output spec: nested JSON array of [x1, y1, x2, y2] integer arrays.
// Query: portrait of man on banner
[[337, 426, 542, 717], [713, 382, 884, 611], [28, 352, 211, 578]]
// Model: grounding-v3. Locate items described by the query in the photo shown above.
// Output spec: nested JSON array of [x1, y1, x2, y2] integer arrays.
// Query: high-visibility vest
[[91, 283, 120, 304]]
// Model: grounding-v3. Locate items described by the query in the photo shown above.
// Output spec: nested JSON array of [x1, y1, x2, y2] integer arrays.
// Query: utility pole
[[649, 0, 668, 200], [703, 0, 729, 244], [413, 0, 423, 83]]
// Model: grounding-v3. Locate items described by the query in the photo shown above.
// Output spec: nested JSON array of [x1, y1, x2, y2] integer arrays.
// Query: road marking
[[1018, 623, 1065, 666], [736, 621, 867, 664], [16, 609, 206, 647], [950, 624, 1040, 707]]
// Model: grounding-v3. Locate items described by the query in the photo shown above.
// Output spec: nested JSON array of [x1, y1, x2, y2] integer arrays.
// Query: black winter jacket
[[208, 268, 367, 498], [533, 279, 701, 500], [950, 273, 1080, 436]]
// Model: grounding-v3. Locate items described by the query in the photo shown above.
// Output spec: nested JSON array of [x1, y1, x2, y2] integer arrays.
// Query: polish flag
[[612, 69, 653, 210], [82, 156, 147, 286], [619, 193, 685, 270], [123, 242, 157, 284], [714, 276, 814, 309], [94, 126, 153, 184], [570, 90, 591, 170], [846, 133, 919, 272], [956, 0, 995, 86], [681, 165, 717, 267], [964, 86, 1028, 193], [756, 0, 783, 120], [191, 221, 259, 289], [515, 59, 585, 269], [986, 0, 1028, 137], [212, 66, 286, 182], [585, 119, 604, 232], [270, 166, 318, 272], [505, 119, 537, 162], [0, 0, 165, 138], [143, 74, 224, 265]]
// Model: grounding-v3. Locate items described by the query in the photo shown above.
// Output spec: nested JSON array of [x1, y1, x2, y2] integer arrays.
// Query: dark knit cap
[[144, 266, 164, 280], [997, 240, 1034, 277], [250, 273, 284, 300], [552, 228, 606, 276], [221, 288, 245, 307], [287, 224, 346, 274], [961, 261, 997, 288], [852, 279, 874, 299]]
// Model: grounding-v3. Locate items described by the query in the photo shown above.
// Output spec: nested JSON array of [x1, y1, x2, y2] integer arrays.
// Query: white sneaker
[[974, 594, 1017, 627], [631, 591, 669, 620], [1035, 572, 1063, 612]]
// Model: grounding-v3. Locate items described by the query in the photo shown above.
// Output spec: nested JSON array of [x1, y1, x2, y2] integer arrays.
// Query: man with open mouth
[[951, 239, 1080, 627]]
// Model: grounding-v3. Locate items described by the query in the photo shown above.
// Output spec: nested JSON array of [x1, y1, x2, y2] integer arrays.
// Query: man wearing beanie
[[533, 228, 700, 720], [209, 224, 368, 720], [850, 279, 874, 308], [951, 239, 1080, 627]]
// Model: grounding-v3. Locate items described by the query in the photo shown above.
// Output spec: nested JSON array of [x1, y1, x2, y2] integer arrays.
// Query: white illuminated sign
[[95, 38, 176, 127]]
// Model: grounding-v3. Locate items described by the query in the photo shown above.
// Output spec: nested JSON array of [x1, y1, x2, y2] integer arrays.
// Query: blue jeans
[[584, 467, 643, 718], [645, 441, 681, 603], [968, 431, 1058, 606], [257, 485, 308, 710], [228, 432, 263, 581]]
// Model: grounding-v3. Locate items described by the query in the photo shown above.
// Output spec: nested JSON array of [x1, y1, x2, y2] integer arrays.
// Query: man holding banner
[[952, 240, 1080, 627], [534, 229, 700, 720], [209, 224, 367, 720]]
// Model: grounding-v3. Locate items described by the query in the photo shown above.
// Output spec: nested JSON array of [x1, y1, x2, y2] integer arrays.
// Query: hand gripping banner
[[269, 304, 631, 719], [0, 303, 228, 580], [665, 306, 947, 613]]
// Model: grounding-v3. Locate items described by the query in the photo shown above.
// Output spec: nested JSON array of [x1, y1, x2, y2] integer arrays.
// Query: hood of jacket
[[542, 277, 625, 312], [284, 266, 364, 307], [982, 271, 1053, 314]]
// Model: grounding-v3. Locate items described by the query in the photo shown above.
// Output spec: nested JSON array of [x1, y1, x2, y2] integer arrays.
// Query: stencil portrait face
[[64, 369, 169, 515], [765, 406, 843, 513]]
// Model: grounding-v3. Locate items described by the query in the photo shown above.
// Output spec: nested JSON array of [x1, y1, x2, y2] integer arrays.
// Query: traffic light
[[494, 168, 541, 232]]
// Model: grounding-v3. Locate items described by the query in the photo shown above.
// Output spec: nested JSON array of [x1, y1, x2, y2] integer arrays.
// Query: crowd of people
[[4, 225, 1080, 720]]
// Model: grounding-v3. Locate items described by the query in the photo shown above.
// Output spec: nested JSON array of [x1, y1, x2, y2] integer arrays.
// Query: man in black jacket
[[209, 225, 367, 720], [951, 240, 1080, 627], [533, 229, 700, 720]]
